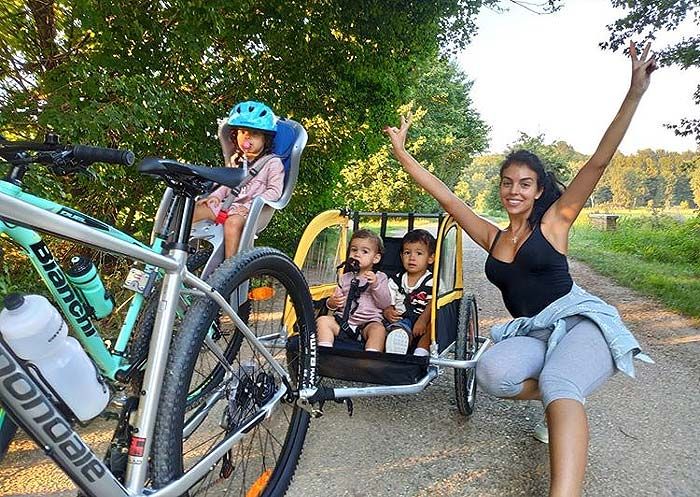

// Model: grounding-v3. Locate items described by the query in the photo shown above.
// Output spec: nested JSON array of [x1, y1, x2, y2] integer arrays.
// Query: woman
[[384, 42, 656, 497]]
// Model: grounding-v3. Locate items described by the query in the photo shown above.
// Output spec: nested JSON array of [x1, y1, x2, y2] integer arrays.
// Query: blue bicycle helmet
[[227, 101, 277, 134]]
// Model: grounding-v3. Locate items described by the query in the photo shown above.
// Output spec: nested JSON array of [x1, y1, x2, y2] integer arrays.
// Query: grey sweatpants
[[476, 316, 615, 408]]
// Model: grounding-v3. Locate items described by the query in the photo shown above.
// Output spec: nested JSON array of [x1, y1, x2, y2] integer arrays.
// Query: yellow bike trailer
[[287, 210, 491, 416]]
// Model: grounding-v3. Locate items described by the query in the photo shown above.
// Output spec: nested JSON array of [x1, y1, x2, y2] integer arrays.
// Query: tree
[[454, 154, 503, 210], [0, 0, 498, 250], [598, 149, 699, 208], [602, 0, 700, 146], [690, 163, 700, 207], [506, 132, 585, 183], [340, 58, 489, 212]]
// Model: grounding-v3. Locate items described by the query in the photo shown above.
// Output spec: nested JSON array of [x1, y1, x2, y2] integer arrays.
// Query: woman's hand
[[629, 40, 657, 98], [383, 113, 413, 157]]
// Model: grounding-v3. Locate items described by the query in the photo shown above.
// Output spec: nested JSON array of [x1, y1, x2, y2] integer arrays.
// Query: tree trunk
[[27, 0, 59, 71]]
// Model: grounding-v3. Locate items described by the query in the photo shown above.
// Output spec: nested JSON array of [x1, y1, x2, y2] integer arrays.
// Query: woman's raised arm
[[552, 41, 657, 226], [384, 114, 499, 251]]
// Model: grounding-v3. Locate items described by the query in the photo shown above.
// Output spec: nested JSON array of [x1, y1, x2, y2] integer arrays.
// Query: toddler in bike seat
[[383, 229, 435, 356], [317, 229, 392, 352], [191, 100, 285, 258]]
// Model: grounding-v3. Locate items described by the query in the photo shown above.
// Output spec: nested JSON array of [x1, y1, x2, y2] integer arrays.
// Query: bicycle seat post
[[125, 191, 194, 491], [175, 196, 195, 248]]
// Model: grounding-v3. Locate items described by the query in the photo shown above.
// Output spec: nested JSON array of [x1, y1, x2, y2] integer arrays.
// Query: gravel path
[[2, 235, 699, 497]]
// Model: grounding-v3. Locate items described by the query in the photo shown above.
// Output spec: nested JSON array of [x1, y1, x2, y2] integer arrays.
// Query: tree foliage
[[0, 0, 498, 251], [601, 150, 700, 209], [602, 0, 700, 145], [454, 133, 699, 212], [340, 58, 489, 212], [454, 132, 587, 213]]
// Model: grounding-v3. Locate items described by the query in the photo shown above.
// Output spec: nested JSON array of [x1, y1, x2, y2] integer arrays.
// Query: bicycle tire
[[129, 247, 213, 366], [152, 247, 316, 496], [0, 407, 17, 461], [454, 294, 479, 416]]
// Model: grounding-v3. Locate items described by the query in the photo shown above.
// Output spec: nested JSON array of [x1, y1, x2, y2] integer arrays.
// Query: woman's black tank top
[[485, 223, 573, 318]]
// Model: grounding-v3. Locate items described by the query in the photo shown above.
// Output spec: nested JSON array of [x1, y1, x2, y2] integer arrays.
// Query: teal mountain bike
[[0, 134, 318, 496]]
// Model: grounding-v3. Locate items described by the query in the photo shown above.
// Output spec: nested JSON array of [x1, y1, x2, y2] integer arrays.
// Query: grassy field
[[569, 209, 699, 318]]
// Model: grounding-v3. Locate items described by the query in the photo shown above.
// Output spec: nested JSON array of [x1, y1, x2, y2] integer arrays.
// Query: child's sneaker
[[385, 328, 410, 354]]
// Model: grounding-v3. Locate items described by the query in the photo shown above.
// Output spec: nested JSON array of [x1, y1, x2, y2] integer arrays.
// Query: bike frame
[[0, 186, 292, 495], [0, 179, 165, 379]]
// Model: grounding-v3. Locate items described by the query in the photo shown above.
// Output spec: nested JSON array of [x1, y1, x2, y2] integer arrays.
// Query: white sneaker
[[533, 417, 549, 444], [385, 328, 410, 354]]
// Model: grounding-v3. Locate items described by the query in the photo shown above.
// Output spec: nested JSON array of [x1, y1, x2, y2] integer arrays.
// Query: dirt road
[[2, 236, 699, 496]]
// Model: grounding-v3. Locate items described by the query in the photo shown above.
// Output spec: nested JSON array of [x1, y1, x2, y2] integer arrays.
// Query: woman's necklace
[[506, 224, 529, 245]]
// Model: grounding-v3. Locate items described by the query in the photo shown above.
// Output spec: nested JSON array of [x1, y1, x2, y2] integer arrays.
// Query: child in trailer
[[191, 100, 285, 258], [316, 229, 392, 352], [383, 229, 435, 356]]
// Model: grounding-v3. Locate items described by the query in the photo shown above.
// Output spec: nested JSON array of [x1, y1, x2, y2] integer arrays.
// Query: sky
[[457, 0, 700, 155]]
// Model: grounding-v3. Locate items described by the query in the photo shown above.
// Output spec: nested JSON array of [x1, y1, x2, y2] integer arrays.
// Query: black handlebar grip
[[72, 145, 135, 165]]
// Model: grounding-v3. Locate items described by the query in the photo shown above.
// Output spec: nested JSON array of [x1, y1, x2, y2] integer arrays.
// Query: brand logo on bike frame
[[0, 347, 108, 483], [57, 208, 110, 232], [305, 323, 317, 387], [29, 241, 98, 338]]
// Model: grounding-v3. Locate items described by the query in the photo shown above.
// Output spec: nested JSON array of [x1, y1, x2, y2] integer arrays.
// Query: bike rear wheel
[[152, 247, 316, 496]]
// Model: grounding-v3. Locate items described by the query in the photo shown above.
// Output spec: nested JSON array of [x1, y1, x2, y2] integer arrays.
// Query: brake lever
[[47, 150, 93, 176]]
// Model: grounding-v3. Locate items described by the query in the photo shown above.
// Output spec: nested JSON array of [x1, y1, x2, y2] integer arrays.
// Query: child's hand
[[229, 204, 249, 217], [327, 289, 346, 311], [206, 197, 221, 209], [412, 319, 427, 338], [364, 271, 377, 286], [383, 306, 401, 322]]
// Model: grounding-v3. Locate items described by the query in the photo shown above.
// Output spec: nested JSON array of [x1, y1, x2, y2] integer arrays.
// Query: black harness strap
[[334, 260, 369, 340], [218, 153, 279, 212]]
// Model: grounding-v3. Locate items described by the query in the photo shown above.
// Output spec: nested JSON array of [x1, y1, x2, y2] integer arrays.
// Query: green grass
[[570, 212, 700, 318]]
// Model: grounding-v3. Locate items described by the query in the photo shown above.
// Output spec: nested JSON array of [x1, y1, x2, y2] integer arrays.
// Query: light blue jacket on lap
[[490, 283, 653, 378]]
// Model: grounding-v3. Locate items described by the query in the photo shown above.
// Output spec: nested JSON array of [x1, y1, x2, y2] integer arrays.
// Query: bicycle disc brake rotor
[[220, 368, 278, 480]]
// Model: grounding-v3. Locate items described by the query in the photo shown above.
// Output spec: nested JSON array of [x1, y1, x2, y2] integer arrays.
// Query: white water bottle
[[0, 293, 110, 421]]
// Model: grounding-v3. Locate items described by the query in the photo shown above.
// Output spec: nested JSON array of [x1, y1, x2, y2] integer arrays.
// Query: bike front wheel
[[152, 247, 316, 496]]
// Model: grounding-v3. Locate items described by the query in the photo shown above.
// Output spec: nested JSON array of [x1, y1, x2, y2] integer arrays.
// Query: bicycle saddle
[[138, 157, 246, 190]]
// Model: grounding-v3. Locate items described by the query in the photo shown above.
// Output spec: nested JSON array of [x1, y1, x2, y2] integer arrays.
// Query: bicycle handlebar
[[71, 145, 135, 166], [0, 137, 135, 171]]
